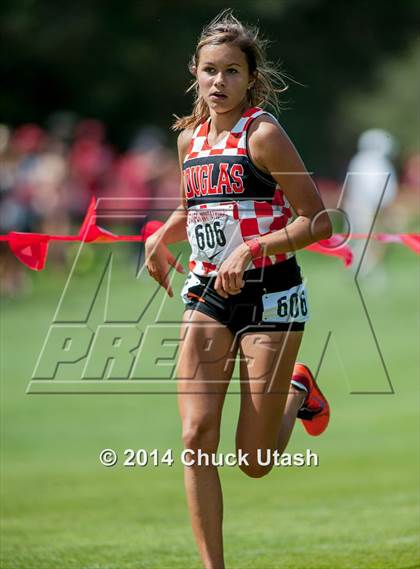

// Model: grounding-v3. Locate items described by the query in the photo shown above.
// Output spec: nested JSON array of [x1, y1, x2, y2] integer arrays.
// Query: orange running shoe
[[291, 363, 330, 436]]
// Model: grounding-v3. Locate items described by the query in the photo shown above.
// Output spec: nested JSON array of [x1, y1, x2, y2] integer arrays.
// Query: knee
[[236, 432, 274, 478], [238, 460, 273, 479], [235, 445, 273, 478], [182, 417, 220, 453]]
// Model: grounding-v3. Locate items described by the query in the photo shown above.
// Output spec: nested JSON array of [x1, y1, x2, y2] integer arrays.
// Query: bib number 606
[[262, 284, 309, 323], [277, 291, 308, 318], [195, 221, 226, 251]]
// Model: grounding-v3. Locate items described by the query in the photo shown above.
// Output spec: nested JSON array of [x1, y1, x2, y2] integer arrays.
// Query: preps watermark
[[99, 448, 319, 468]]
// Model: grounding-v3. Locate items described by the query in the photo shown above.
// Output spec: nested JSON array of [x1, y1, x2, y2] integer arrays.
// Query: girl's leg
[[277, 381, 307, 454], [177, 310, 238, 569], [235, 330, 304, 478]]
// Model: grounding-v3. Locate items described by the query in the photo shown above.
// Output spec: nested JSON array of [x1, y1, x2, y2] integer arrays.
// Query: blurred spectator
[[0, 115, 180, 297], [314, 177, 341, 211], [392, 153, 420, 231], [342, 128, 399, 282], [99, 126, 178, 231]]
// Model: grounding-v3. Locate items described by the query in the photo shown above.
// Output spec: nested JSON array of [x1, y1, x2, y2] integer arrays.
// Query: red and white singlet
[[183, 106, 295, 277]]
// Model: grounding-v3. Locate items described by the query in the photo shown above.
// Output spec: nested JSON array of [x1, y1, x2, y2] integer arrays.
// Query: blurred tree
[[335, 38, 420, 167], [1, 0, 418, 175]]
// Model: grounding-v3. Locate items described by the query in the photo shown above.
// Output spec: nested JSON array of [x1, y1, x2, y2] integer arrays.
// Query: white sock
[[291, 379, 308, 393]]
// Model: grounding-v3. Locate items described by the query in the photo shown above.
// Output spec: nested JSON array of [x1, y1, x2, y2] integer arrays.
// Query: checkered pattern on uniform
[[188, 190, 294, 275], [185, 106, 295, 276], [185, 106, 268, 160]]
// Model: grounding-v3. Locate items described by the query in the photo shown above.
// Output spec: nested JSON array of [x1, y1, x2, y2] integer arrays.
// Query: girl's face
[[195, 43, 255, 113]]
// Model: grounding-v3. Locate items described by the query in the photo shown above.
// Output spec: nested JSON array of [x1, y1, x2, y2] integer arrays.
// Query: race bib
[[262, 283, 309, 323], [187, 203, 245, 265]]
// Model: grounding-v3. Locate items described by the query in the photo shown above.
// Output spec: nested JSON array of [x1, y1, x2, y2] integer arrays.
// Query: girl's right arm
[[145, 129, 193, 297]]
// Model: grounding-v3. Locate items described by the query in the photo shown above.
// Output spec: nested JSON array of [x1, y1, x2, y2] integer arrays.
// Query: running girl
[[146, 10, 332, 569]]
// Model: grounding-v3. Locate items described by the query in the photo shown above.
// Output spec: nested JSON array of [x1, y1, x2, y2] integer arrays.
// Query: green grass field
[[1, 242, 419, 569]]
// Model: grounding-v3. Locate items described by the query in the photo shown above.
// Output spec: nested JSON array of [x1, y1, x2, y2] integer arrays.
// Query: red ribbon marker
[[0, 197, 418, 270]]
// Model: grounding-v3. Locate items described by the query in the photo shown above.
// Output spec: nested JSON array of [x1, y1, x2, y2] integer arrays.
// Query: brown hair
[[171, 9, 289, 132]]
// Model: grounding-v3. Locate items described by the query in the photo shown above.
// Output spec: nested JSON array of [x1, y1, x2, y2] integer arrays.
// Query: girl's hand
[[214, 244, 252, 298], [145, 235, 185, 297]]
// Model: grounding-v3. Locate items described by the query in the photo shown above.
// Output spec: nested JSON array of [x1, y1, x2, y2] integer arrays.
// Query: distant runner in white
[[343, 128, 398, 280]]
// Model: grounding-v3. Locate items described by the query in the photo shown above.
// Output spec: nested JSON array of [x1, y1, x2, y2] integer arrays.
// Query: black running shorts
[[181, 257, 309, 336]]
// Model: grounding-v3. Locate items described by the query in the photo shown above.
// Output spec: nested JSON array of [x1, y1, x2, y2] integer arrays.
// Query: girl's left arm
[[247, 117, 333, 256], [214, 118, 332, 297]]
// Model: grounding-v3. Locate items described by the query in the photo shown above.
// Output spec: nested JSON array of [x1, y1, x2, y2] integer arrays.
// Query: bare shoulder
[[248, 113, 290, 149], [177, 128, 194, 162], [247, 113, 300, 173]]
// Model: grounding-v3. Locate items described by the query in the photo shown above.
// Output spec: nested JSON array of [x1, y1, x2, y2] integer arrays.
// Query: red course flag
[[0, 197, 418, 271]]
